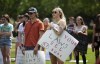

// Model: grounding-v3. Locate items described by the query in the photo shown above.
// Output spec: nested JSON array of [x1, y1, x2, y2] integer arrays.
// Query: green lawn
[[11, 43, 95, 64]]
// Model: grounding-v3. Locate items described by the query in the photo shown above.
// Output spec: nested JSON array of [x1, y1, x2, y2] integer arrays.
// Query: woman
[[49, 7, 66, 64], [74, 16, 88, 64], [0, 14, 13, 64], [43, 18, 50, 32], [92, 14, 100, 62], [13, 15, 24, 58], [67, 16, 76, 60], [18, 13, 29, 45]]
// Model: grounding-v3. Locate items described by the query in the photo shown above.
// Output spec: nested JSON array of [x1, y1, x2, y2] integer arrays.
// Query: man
[[24, 7, 44, 54]]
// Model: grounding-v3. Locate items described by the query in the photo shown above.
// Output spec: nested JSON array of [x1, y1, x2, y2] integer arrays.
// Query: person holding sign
[[48, 7, 66, 64], [24, 7, 44, 54], [73, 16, 88, 64], [13, 15, 24, 58], [43, 18, 51, 60]]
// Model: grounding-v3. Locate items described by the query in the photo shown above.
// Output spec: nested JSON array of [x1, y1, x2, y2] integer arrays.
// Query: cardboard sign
[[0, 49, 3, 64], [38, 30, 79, 62], [24, 50, 45, 64], [16, 47, 24, 64]]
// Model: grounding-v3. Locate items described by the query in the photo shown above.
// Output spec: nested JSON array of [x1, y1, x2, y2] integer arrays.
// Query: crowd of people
[[0, 7, 100, 64]]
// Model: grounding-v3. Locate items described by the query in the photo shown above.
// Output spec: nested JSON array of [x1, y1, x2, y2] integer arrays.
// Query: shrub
[[87, 29, 93, 43]]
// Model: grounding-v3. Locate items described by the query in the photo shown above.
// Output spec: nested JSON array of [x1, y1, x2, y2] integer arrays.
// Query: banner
[[0, 49, 3, 64], [38, 30, 79, 62], [16, 47, 24, 64], [24, 50, 45, 64]]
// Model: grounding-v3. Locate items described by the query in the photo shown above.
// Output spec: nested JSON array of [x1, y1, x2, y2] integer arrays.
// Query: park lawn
[[11, 43, 95, 64]]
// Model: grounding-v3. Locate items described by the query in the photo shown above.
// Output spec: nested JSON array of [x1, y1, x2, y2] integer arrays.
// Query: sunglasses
[[52, 11, 57, 14], [28, 12, 34, 15]]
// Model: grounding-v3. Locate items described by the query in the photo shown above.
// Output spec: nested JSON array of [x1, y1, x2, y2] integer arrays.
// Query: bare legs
[[50, 53, 64, 64], [1, 46, 11, 64]]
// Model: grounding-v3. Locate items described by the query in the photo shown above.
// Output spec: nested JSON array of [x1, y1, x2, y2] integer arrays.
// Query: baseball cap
[[28, 7, 37, 13]]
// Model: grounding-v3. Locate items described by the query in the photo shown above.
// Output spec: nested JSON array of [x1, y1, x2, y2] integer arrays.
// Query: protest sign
[[16, 47, 24, 64], [24, 50, 45, 64], [0, 49, 3, 64], [38, 30, 79, 62]]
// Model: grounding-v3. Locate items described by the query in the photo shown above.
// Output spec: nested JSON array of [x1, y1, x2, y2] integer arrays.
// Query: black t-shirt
[[12, 22, 21, 37]]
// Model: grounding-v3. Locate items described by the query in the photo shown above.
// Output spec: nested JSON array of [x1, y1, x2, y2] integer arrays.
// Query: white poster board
[[24, 50, 45, 64], [38, 30, 79, 62], [0, 49, 3, 64], [16, 47, 24, 64]]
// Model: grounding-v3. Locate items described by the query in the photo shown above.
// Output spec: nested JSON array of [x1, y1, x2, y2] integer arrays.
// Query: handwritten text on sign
[[38, 30, 79, 62], [24, 50, 45, 64]]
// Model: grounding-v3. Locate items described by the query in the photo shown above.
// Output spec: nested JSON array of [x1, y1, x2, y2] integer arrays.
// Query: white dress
[[18, 23, 25, 44]]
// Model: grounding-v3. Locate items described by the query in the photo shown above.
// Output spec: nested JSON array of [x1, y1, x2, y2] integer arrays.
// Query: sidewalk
[[88, 44, 92, 48]]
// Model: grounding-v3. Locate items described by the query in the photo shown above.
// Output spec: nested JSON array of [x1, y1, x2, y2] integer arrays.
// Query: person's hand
[[2, 32, 6, 35], [20, 44, 25, 55], [34, 46, 38, 55], [41, 47, 44, 51], [77, 31, 83, 34], [21, 46, 25, 55]]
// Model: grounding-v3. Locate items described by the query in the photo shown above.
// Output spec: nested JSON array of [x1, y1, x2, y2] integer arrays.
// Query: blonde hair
[[52, 7, 66, 21], [43, 18, 50, 22]]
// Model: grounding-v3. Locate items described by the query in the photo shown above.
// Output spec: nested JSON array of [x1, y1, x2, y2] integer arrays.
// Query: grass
[[11, 43, 95, 64]]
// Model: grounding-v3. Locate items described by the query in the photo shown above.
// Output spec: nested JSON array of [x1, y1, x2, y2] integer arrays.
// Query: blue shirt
[[0, 23, 13, 38]]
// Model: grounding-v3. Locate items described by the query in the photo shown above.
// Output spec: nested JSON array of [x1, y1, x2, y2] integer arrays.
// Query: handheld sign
[[24, 50, 45, 64], [16, 47, 24, 64], [38, 30, 79, 62]]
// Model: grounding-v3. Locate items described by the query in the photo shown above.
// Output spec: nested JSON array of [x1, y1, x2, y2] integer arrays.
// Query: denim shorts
[[0, 38, 12, 48]]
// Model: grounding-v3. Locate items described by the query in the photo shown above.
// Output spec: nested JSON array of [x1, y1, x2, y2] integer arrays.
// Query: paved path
[[88, 44, 92, 48]]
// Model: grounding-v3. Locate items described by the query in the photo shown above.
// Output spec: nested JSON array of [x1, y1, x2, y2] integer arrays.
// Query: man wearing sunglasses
[[24, 7, 44, 54]]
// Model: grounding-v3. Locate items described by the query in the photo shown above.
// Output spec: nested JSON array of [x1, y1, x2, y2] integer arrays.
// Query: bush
[[87, 29, 93, 43]]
